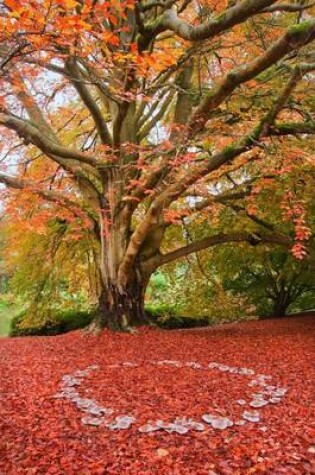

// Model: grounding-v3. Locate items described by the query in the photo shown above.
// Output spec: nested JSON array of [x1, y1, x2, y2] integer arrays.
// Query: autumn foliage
[[0, 0, 314, 329]]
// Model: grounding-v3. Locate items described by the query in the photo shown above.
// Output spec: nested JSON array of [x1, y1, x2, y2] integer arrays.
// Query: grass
[[0, 301, 17, 337]]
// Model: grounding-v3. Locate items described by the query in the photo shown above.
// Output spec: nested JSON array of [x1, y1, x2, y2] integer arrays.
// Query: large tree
[[0, 0, 314, 330]]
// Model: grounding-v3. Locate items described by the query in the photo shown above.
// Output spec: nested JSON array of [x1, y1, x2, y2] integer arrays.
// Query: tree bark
[[98, 273, 148, 331], [270, 291, 291, 318]]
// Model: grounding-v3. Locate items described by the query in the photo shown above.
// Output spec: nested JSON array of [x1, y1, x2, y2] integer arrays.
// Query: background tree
[[221, 245, 315, 317], [0, 0, 314, 330]]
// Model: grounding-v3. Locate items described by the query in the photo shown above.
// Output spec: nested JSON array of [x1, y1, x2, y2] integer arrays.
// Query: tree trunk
[[98, 274, 149, 331], [271, 291, 291, 318], [87, 171, 157, 332]]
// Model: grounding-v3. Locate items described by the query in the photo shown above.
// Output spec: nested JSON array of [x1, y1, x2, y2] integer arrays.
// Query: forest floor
[[0, 314, 314, 475]]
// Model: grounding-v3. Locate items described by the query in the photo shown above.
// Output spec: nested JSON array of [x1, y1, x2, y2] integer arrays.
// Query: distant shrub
[[10, 309, 95, 337], [145, 302, 209, 329], [145, 301, 181, 318]]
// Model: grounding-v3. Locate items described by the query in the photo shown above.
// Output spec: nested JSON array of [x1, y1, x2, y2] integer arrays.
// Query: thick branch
[[270, 121, 315, 136], [0, 112, 98, 166], [190, 187, 254, 213], [172, 59, 194, 131], [159, 232, 290, 266], [65, 59, 112, 146], [145, 0, 278, 41], [139, 0, 177, 12], [263, 2, 315, 12], [189, 21, 315, 134]]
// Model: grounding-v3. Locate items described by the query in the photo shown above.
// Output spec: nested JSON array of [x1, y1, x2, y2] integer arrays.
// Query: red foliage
[[281, 190, 312, 260], [0, 315, 314, 474]]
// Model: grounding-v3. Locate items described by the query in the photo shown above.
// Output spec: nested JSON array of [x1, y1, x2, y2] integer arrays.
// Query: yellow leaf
[[63, 0, 78, 8]]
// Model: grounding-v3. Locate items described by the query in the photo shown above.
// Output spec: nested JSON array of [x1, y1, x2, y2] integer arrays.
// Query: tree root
[[83, 319, 102, 336]]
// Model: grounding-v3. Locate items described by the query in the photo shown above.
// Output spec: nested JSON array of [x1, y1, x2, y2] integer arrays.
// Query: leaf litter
[[0, 314, 314, 474]]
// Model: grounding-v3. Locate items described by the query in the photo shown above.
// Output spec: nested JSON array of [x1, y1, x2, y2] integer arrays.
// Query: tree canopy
[[0, 0, 314, 329]]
